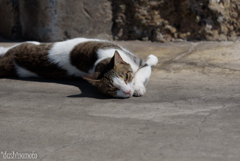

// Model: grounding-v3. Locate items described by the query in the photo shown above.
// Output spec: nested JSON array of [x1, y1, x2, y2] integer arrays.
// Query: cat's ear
[[114, 50, 124, 67], [82, 72, 100, 86]]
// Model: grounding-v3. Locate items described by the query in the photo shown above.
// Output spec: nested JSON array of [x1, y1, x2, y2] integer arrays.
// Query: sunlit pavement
[[1, 41, 240, 161]]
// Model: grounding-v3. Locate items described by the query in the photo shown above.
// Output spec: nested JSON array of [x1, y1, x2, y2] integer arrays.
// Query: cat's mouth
[[115, 85, 134, 98], [123, 89, 132, 95]]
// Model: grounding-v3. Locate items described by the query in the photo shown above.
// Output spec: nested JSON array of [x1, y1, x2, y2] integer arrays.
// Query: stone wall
[[0, 0, 112, 42], [0, 0, 22, 40], [112, 0, 240, 42], [0, 0, 240, 42]]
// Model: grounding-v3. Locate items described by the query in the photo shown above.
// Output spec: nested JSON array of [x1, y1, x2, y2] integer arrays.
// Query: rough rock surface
[[0, 0, 22, 40], [0, 0, 112, 42], [19, 0, 112, 41], [113, 0, 240, 42], [0, 0, 240, 42]]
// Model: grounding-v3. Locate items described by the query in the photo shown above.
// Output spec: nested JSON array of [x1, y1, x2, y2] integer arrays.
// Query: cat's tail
[[146, 54, 158, 67]]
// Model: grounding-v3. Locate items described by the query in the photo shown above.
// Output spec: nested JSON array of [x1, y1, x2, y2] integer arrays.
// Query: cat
[[0, 38, 158, 98]]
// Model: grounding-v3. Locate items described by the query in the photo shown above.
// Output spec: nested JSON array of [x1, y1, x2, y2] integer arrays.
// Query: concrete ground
[[0, 40, 240, 161]]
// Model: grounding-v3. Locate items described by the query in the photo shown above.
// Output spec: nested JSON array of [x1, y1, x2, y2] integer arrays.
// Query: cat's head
[[83, 51, 135, 98]]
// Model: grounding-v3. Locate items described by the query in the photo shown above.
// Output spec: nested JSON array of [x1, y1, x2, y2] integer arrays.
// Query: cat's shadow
[[8, 77, 115, 99]]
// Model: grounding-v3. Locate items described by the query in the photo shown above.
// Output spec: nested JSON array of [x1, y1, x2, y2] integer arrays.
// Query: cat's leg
[[133, 64, 151, 96], [133, 54, 158, 96]]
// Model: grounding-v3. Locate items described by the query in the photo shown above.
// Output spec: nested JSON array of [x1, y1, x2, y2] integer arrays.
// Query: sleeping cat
[[0, 38, 158, 98]]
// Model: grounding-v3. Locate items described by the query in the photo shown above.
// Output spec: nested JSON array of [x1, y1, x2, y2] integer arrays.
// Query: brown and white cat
[[0, 38, 158, 98]]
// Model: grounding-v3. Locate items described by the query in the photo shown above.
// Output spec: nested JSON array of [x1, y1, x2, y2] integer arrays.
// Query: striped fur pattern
[[0, 38, 158, 98]]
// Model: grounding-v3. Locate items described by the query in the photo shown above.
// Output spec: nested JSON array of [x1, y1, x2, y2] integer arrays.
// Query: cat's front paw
[[133, 84, 146, 97]]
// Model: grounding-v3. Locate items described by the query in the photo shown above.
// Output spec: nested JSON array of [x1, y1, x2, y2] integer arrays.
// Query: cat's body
[[0, 38, 158, 98]]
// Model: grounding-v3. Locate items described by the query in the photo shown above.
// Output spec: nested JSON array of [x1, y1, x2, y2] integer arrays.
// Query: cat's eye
[[109, 87, 118, 92], [124, 73, 128, 82]]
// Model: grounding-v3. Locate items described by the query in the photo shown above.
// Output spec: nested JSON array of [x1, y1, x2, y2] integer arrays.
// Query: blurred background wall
[[0, 0, 239, 42]]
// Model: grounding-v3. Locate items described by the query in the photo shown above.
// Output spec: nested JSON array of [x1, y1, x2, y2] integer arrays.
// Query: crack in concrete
[[160, 43, 199, 70], [172, 43, 199, 61], [158, 95, 238, 150], [175, 61, 240, 72], [159, 42, 240, 73], [194, 95, 236, 138], [194, 109, 216, 138], [158, 135, 192, 151]]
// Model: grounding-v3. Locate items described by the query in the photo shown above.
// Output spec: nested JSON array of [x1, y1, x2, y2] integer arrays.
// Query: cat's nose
[[124, 90, 132, 95]]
